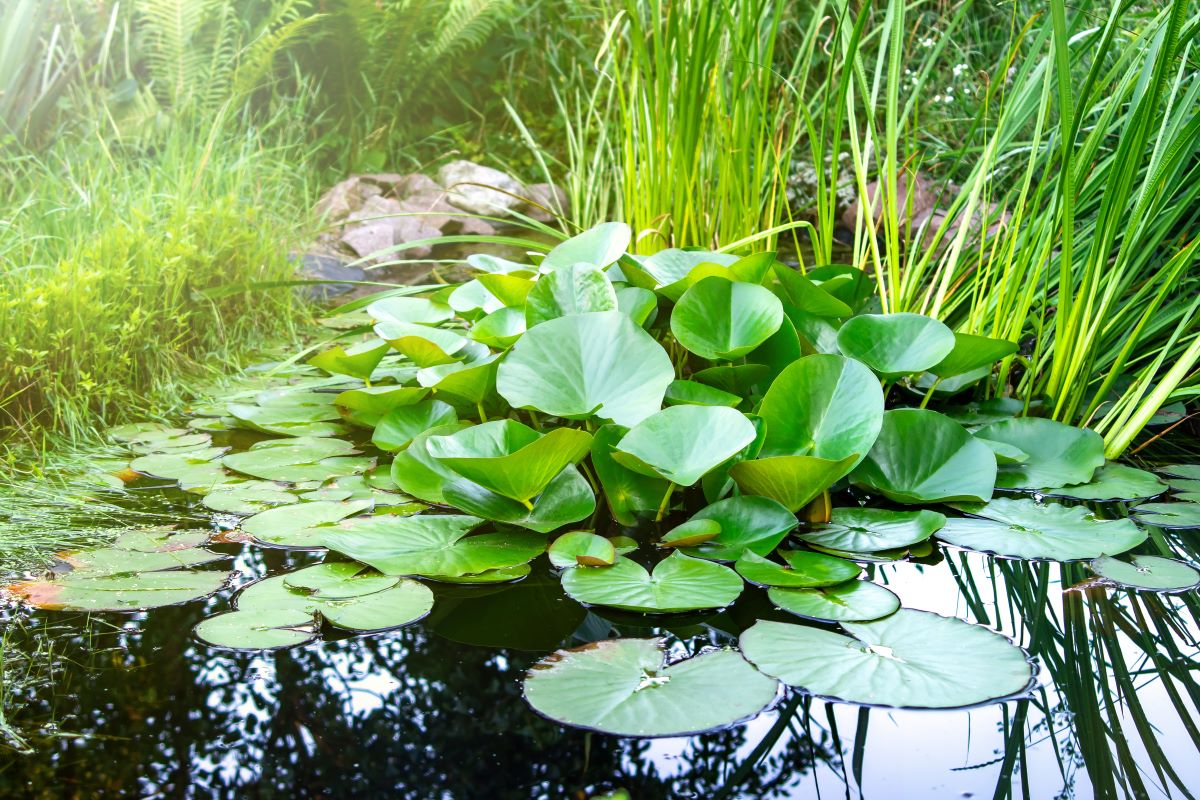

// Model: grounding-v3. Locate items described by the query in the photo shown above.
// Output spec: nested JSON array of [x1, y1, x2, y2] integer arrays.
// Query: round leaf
[[613, 406, 756, 486], [561, 552, 743, 613], [835, 313, 955, 379], [548, 531, 616, 568], [1041, 463, 1166, 502], [797, 508, 946, 553], [670, 277, 784, 361], [241, 499, 373, 549], [728, 454, 858, 512], [1130, 502, 1200, 529], [977, 418, 1105, 491], [734, 550, 860, 588], [525, 264, 618, 328], [194, 609, 319, 650], [767, 580, 900, 622], [940, 498, 1146, 560], [1090, 555, 1200, 592], [678, 495, 797, 562]]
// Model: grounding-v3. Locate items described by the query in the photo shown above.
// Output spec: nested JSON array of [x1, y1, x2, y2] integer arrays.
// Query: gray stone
[[842, 172, 938, 231], [453, 216, 498, 236], [515, 183, 568, 222], [314, 177, 370, 222], [436, 159, 523, 216], [340, 220, 394, 259], [399, 191, 459, 231], [397, 173, 443, 197]]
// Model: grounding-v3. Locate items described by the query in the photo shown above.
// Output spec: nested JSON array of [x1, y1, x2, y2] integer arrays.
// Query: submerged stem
[[655, 483, 676, 522]]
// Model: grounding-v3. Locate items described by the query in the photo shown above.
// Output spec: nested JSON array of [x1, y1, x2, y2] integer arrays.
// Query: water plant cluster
[[7, 223, 1199, 738]]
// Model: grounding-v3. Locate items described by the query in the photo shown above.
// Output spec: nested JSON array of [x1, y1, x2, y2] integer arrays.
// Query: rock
[[399, 191, 459, 231], [314, 177, 372, 223], [452, 216, 498, 236], [342, 196, 441, 261], [516, 183, 568, 222], [397, 173, 443, 198], [436, 160, 523, 216], [340, 220, 394, 260], [787, 154, 857, 222], [842, 172, 938, 230]]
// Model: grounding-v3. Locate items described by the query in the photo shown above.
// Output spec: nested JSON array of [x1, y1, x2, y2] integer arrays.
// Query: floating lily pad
[[282, 562, 400, 598], [202, 481, 298, 515], [1041, 463, 1166, 502], [497, 311, 674, 427], [367, 296, 453, 326], [470, 306, 526, 349], [978, 418, 1105, 491], [522, 638, 778, 737], [525, 264, 618, 327], [224, 438, 373, 483], [728, 454, 858, 512], [835, 313, 955, 379], [327, 514, 545, 577], [670, 277, 784, 360], [678, 496, 797, 561], [561, 552, 743, 613], [1161, 464, 1200, 480], [194, 609, 319, 650], [109, 422, 180, 443], [772, 266, 852, 317], [797, 508, 945, 553], [228, 403, 347, 438], [424, 564, 533, 584], [612, 406, 756, 487], [1089, 554, 1200, 592], [976, 437, 1030, 464], [128, 432, 212, 455], [475, 272, 535, 305], [1130, 502, 1200, 529], [375, 320, 469, 367], [741, 611, 1034, 708], [635, 248, 739, 297], [334, 385, 428, 427], [240, 499, 373, 549], [735, 550, 860, 588], [416, 354, 500, 409], [851, 409, 996, 504], [548, 531, 616, 568], [9, 570, 232, 612], [658, 519, 721, 548], [130, 447, 228, 490], [767, 580, 900, 622], [943, 397, 1028, 427], [372, 399, 458, 452], [59, 547, 224, 576], [111, 528, 209, 552], [941, 498, 1146, 560]]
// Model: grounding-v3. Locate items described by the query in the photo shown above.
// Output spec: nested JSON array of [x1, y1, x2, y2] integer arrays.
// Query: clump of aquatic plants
[[7, 222, 1200, 739]]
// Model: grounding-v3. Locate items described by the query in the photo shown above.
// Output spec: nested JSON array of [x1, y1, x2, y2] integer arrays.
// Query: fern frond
[[231, 13, 327, 101]]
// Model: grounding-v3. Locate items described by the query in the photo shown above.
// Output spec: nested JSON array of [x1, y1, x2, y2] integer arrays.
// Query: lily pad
[[367, 296, 453, 326], [282, 561, 400, 598], [131, 448, 229, 490], [1130, 502, 1200, 529], [202, 481, 298, 515], [741, 610, 1034, 708], [1161, 464, 1200, 480], [561, 552, 743, 613], [522, 638, 778, 737], [375, 320, 469, 367], [670, 277, 784, 360], [663, 380, 741, 408], [470, 306, 526, 349], [372, 399, 458, 452], [540, 222, 630, 271], [929, 332, 1018, 379], [1041, 463, 1166, 502], [58, 547, 224, 576], [940, 498, 1146, 560], [223, 437, 372, 483], [615, 286, 658, 326], [228, 403, 347, 438], [1089, 555, 1200, 592], [9, 570, 232, 612], [548, 531, 616, 568], [240, 499, 373, 549], [677, 495, 797, 562], [735, 550, 860, 588], [658, 519, 721, 548], [767, 580, 900, 622], [590, 424, 671, 526], [978, 418, 1105, 491], [497, 311, 674, 427], [334, 385, 428, 427], [416, 354, 500, 410], [612, 406, 756, 487], [851, 409, 996, 504], [194, 608, 320, 650], [797, 508, 945, 553], [441, 465, 596, 532], [835, 313, 955, 379], [772, 266, 852, 317], [307, 339, 390, 381], [636, 248, 739, 297], [525, 264, 618, 327], [728, 454, 858, 512]]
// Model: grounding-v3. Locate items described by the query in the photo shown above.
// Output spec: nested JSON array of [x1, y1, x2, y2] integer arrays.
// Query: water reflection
[[3, 530, 1200, 797]]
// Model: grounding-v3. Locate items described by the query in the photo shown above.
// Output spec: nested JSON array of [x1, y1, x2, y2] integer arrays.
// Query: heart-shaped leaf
[[1041, 463, 1166, 502], [307, 339, 390, 380], [734, 550, 860, 588], [548, 531, 616, 568], [375, 320, 469, 367], [561, 552, 743, 612], [677, 495, 797, 561], [540, 222, 630, 271], [663, 380, 741, 408], [201, 481, 298, 515], [525, 264, 618, 327], [8, 570, 233, 613], [929, 332, 1018, 379], [671, 277, 784, 360], [334, 385, 428, 427], [797, 508, 945, 553], [615, 286, 658, 326], [416, 354, 500, 410], [1131, 501, 1200, 529], [367, 296, 453, 326], [241, 499, 373, 549], [590, 424, 671, 526], [729, 454, 859, 512], [768, 579, 900, 622], [1090, 555, 1200, 592], [976, 418, 1105, 491], [442, 466, 596, 532], [772, 266, 853, 317], [372, 399, 458, 452], [224, 437, 372, 483], [613, 406, 757, 487], [470, 307, 526, 349], [836, 313, 955, 379], [659, 519, 721, 548], [941, 497, 1146, 560]]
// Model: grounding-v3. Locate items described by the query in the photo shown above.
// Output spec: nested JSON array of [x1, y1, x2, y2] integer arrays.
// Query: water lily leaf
[[194, 608, 319, 650], [282, 562, 400, 599], [442, 466, 596, 533], [524, 264, 618, 328], [448, 280, 504, 317], [9, 570, 233, 613], [659, 519, 721, 548], [541, 222, 630, 271], [425, 564, 533, 584], [692, 364, 772, 396], [110, 528, 209, 552], [327, 514, 543, 577], [797, 508, 945, 553], [375, 320, 468, 367], [241, 499, 373, 549], [1041, 463, 1166, 502], [635, 248, 739, 297], [372, 399, 458, 452], [1130, 502, 1200, 529], [734, 550, 860, 588], [851, 409, 996, 504], [941, 497, 1146, 560], [729, 454, 858, 512], [977, 418, 1105, 491], [128, 432, 213, 455], [590, 424, 671, 526], [475, 272, 536, 306], [470, 306, 526, 349], [228, 403, 347, 438], [497, 310, 673, 427], [671, 277, 784, 361], [110, 422, 181, 443], [741, 610, 1034, 708], [1090, 555, 1200, 592], [612, 406, 756, 487], [677, 495, 797, 562], [202, 481, 297, 515], [1161, 464, 1200, 480], [663, 380, 741, 408], [522, 637, 778, 737], [548, 531, 616, 568], [767, 579, 900, 622], [366, 296, 453, 326], [426, 420, 593, 504], [772, 266, 852, 317], [615, 286, 658, 326], [59, 547, 224, 577], [468, 253, 535, 275], [930, 332, 1018, 379], [806, 265, 875, 311], [334, 385, 428, 427], [835, 313, 955, 379], [561, 552, 743, 612], [389, 422, 472, 504], [975, 437, 1029, 464], [131, 448, 229, 490], [757, 354, 883, 463], [416, 354, 500, 409], [943, 397, 1028, 427], [307, 339, 391, 381], [1166, 477, 1200, 494], [224, 438, 373, 483]]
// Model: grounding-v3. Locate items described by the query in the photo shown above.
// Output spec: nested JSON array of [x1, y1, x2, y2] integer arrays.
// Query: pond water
[[2, 471, 1198, 798]]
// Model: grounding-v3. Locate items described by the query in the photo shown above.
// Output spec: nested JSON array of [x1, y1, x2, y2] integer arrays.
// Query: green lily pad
[[941, 497, 1146, 560], [728, 454, 858, 512], [470, 306, 526, 349], [424, 564, 533, 584], [327, 514, 544, 577], [240, 499, 373, 549], [109, 422, 180, 443], [797, 508, 945, 553], [590, 424, 671, 526], [692, 363, 772, 396], [334, 385, 428, 427], [224, 437, 373, 483], [475, 272, 536, 306], [1131, 502, 1200, 529], [448, 280, 504, 317], [525, 264, 618, 328], [202, 481, 298, 515], [929, 332, 1018, 379], [442, 466, 596, 533], [561, 552, 743, 613], [678, 495, 797, 562], [426, 420, 593, 504], [416, 354, 500, 409], [131, 448, 229, 490], [976, 437, 1030, 464], [741, 610, 1034, 708], [390, 422, 473, 504], [128, 432, 212, 455], [540, 222, 630, 271], [375, 320, 469, 367], [612, 406, 757, 487], [372, 399, 458, 452], [836, 313, 955, 379], [228, 403, 347, 438], [282, 562, 400, 598], [1041, 463, 1166, 502], [522, 638, 778, 737], [851, 409, 997, 504], [772, 266, 852, 317], [757, 354, 883, 465], [1161, 464, 1200, 480], [307, 339, 390, 380], [615, 286, 658, 326], [110, 528, 209, 552], [636, 248, 739, 297], [734, 550, 860, 588], [1166, 477, 1200, 494], [194, 608, 320, 650], [663, 380, 741, 408], [548, 531, 616, 568], [9, 570, 232, 612], [670, 277, 784, 360], [1089, 554, 1200, 592], [767, 580, 900, 622], [943, 397, 1029, 427], [977, 418, 1105, 491], [497, 310, 673, 427], [367, 296, 453, 326], [659, 519, 721, 548], [59, 547, 224, 576]]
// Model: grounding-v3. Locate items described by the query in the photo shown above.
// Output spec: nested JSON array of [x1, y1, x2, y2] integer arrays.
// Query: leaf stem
[[655, 483, 676, 522]]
